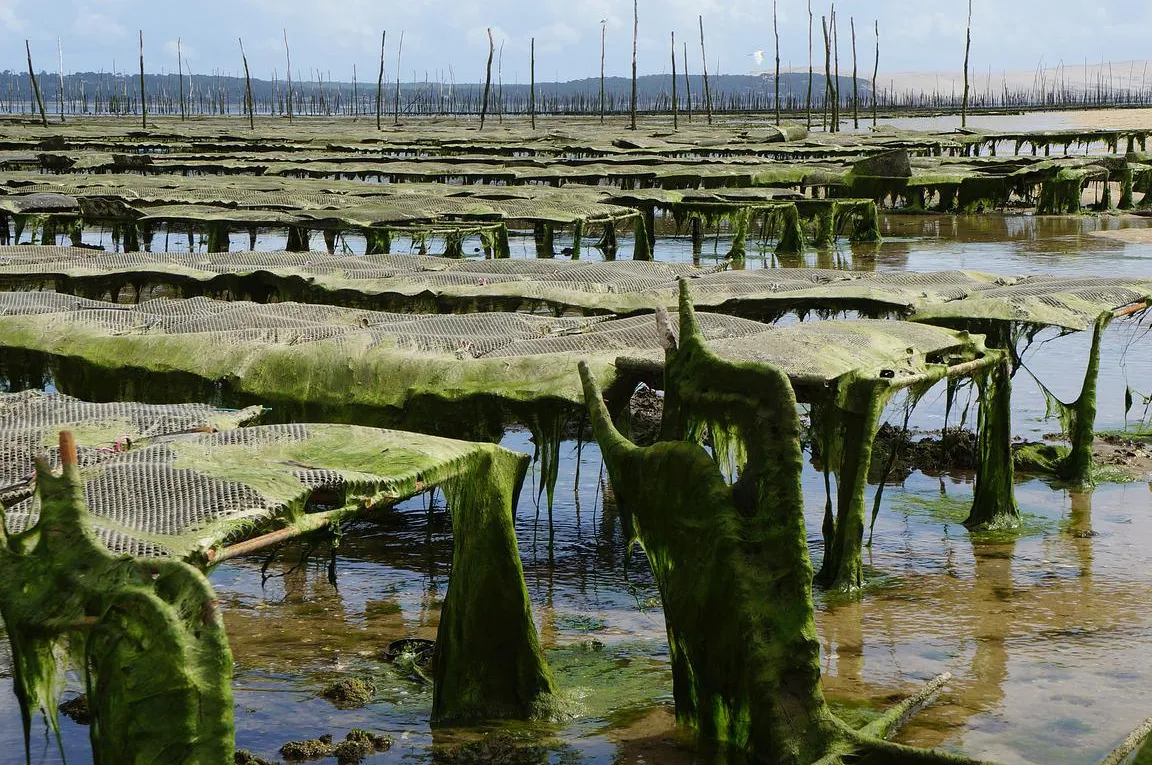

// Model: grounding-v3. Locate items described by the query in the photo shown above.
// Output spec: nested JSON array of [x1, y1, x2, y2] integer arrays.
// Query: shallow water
[[2, 207, 1152, 764]]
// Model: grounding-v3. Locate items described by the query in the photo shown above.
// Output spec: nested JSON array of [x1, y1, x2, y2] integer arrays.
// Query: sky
[[1, 0, 1150, 84]]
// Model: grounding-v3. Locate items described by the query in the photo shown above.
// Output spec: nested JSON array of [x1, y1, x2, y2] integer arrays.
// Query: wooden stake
[[832, 8, 840, 132], [671, 31, 678, 130], [821, 16, 830, 132], [375, 31, 386, 130], [178, 38, 186, 121], [57, 38, 65, 122], [138, 30, 146, 129], [872, 20, 879, 126], [806, 0, 813, 129], [480, 28, 495, 130], [600, 20, 607, 124], [25, 40, 48, 127], [394, 31, 404, 125], [683, 42, 693, 123], [699, 15, 713, 125], [851, 17, 858, 129], [962, 0, 972, 127], [284, 30, 293, 120], [239, 38, 254, 129], [773, 0, 780, 124], [630, 0, 639, 130], [530, 37, 536, 129]]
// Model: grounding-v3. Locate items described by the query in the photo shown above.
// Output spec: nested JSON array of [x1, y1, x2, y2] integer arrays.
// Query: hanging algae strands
[[574, 283, 1005, 764], [0, 432, 233, 763], [964, 351, 1019, 529]]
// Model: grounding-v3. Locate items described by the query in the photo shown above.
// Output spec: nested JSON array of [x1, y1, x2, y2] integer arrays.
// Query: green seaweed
[[0, 432, 234, 764], [965, 355, 1019, 530]]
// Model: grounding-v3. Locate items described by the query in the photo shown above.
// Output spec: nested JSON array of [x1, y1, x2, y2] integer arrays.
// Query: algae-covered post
[[375, 30, 386, 130], [962, 0, 972, 127], [239, 38, 255, 130], [699, 15, 714, 125], [480, 28, 495, 130], [25, 40, 48, 127], [630, 0, 639, 131], [138, 30, 146, 129], [774, 0, 781, 124]]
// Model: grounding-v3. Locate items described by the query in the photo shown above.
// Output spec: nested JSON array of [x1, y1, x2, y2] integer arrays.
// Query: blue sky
[[2, 0, 1150, 83]]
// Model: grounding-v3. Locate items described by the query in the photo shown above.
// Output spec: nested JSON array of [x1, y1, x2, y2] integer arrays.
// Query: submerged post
[[965, 352, 1019, 529], [26, 40, 48, 127]]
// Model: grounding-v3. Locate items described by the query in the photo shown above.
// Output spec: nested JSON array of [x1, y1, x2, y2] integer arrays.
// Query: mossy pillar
[[598, 221, 618, 260], [726, 208, 751, 261], [286, 226, 310, 252], [964, 353, 1019, 530], [433, 447, 555, 721], [816, 379, 893, 592], [570, 220, 584, 259], [774, 205, 805, 256], [533, 221, 555, 258], [364, 228, 392, 255], [0, 433, 234, 763], [493, 224, 512, 259], [206, 222, 229, 253], [1119, 167, 1135, 210], [632, 215, 653, 261], [577, 283, 996, 764], [849, 201, 882, 243], [815, 206, 837, 249], [690, 216, 704, 256], [1060, 313, 1109, 486]]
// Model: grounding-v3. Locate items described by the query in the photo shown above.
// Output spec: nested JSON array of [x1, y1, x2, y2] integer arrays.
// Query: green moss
[[433, 447, 557, 722], [279, 736, 334, 760], [965, 356, 1019, 530], [320, 678, 374, 709]]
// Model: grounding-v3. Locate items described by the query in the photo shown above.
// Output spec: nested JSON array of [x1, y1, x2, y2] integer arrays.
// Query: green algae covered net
[[3, 422, 529, 561]]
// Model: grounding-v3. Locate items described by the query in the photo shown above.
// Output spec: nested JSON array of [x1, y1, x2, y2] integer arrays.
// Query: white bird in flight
[[750, 50, 765, 66]]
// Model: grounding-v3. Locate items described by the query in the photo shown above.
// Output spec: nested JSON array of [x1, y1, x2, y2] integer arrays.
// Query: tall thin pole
[[138, 30, 146, 129], [806, 0, 813, 129], [600, 20, 607, 124], [394, 31, 404, 125], [480, 28, 495, 130], [851, 17, 858, 129], [239, 38, 254, 129], [630, 0, 639, 130], [872, 20, 879, 126], [284, 30, 293, 120], [699, 15, 713, 125], [671, 31, 678, 130], [25, 40, 48, 127], [821, 15, 831, 132], [962, 0, 973, 127], [375, 31, 386, 130], [178, 38, 186, 121], [57, 38, 65, 122], [530, 37, 536, 129], [832, 9, 840, 132], [773, 0, 780, 124], [683, 42, 693, 123]]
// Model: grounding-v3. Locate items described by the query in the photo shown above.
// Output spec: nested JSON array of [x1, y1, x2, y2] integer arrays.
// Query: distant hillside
[[0, 70, 866, 116]]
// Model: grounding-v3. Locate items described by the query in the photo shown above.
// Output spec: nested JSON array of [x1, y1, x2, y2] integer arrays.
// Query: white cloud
[[71, 9, 127, 42], [0, 0, 24, 33]]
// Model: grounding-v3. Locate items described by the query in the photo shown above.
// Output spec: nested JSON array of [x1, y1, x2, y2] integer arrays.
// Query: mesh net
[[2, 422, 515, 559], [1, 247, 1146, 327], [0, 390, 263, 509]]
